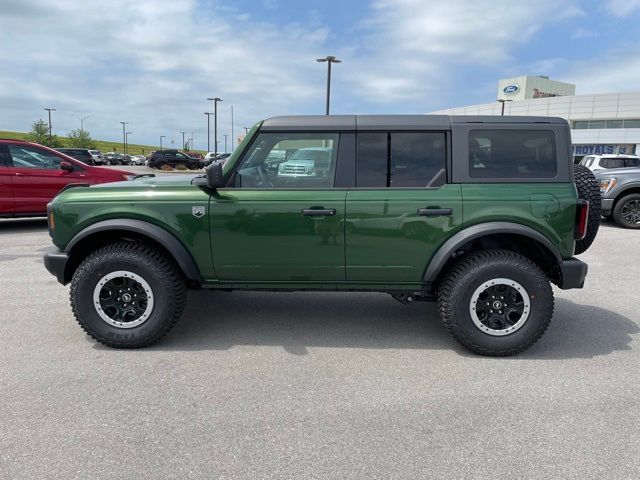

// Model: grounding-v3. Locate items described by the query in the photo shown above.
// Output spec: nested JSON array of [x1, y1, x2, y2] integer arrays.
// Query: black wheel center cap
[[492, 300, 503, 310]]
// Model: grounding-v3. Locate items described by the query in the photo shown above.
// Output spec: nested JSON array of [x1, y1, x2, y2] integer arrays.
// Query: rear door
[[6, 144, 86, 214], [345, 131, 463, 282], [0, 146, 14, 215]]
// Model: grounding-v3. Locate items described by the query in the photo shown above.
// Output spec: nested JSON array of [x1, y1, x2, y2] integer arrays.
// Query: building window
[[573, 121, 589, 129], [588, 120, 606, 129], [624, 119, 640, 128], [606, 120, 624, 129]]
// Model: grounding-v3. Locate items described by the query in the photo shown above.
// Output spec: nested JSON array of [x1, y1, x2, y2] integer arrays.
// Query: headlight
[[599, 177, 617, 193], [122, 175, 136, 181]]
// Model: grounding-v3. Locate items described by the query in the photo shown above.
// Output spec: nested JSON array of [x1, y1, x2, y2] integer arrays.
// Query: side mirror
[[60, 161, 73, 172], [205, 161, 224, 188]]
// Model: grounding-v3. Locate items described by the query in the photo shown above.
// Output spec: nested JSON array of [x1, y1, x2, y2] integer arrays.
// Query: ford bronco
[[43, 115, 601, 356]]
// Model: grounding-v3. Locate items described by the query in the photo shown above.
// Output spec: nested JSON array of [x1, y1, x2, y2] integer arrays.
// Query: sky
[[1, 0, 640, 150]]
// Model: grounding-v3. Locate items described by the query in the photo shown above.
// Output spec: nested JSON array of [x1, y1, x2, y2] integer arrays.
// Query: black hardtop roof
[[260, 114, 568, 131]]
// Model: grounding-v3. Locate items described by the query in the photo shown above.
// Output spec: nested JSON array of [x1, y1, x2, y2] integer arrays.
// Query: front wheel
[[70, 242, 187, 348], [612, 194, 640, 229], [437, 249, 554, 356]]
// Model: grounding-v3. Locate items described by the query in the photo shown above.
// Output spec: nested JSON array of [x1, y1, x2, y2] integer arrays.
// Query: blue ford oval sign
[[503, 85, 519, 94]]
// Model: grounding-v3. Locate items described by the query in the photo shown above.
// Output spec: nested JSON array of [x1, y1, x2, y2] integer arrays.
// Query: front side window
[[356, 132, 446, 187], [234, 132, 339, 188], [625, 158, 640, 167], [469, 130, 557, 179], [8, 145, 63, 170]]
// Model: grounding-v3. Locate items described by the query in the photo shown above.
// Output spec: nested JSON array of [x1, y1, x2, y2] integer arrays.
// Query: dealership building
[[430, 75, 640, 161]]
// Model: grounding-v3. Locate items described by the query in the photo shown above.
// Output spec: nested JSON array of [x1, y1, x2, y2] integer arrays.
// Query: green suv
[[43, 115, 600, 356]]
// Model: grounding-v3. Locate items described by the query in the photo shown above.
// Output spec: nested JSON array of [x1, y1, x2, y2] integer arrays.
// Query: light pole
[[497, 99, 513, 116], [316, 56, 341, 115], [160, 135, 165, 150], [204, 113, 214, 152], [125, 132, 132, 154], [44, 108, 56, 140], [223, 134, 229, 154], [207, 97, 223, 157], [180, 131, 187, 150], [80, 115, 91, 131], [120, 122, 128, 154]]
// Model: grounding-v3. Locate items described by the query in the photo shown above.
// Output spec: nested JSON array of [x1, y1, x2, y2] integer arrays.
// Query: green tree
[[26, 119, 62, 147], [67, 128, 97, 149]]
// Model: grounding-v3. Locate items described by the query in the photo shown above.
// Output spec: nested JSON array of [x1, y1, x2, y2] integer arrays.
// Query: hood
[[90, 173, 199, 188], [85, 165, 130, 176], [594, 167, 640, 177]]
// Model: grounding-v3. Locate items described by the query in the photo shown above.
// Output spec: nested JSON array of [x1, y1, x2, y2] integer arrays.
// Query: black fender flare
[[423, 222, 562, 283], [65, 219, 203, 283]]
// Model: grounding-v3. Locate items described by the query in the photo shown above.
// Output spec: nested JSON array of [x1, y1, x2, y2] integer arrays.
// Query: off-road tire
[[70, 242, 187, 348], [437, 249, 554, 356], [612, 193, 640, 229], [574, 164, 601, 254]]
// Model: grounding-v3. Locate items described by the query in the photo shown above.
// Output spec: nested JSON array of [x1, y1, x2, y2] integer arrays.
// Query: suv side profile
[[596, 167, 640, 228], [0, 139, 132, 217], [43, 115, 600, 356], [579, 154, 640, 172], [148, 149, 202, 170]]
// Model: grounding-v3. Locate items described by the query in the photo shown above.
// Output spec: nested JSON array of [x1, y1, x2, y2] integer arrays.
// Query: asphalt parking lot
[[1, 219, 638, 479]]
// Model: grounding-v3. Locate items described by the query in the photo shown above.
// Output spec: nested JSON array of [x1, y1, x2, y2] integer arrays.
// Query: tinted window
[[625, 158, 640, 167], [469, 130, 557, 179], [601, 158, 624, 169], [357, 132, 446, 187], [235, 132, 339, 188], [8, 145, 63, 170]]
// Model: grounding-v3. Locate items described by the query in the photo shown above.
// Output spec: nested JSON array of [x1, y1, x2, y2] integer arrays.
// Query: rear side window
[[601, 158, 624, 169], [469, 130, 557, 179], [625, 158, 640, 167], [357, 132, 446, 187]]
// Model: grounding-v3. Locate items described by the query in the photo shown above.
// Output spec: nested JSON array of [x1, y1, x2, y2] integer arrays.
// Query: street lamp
[[120, 121, 128, 153], [160, 135, 165, 150], [497, 99, 513, 116], [80, 115, 91, 131], [316, 56, 341, 115], [207, 97, 223, 156], [180, 131, 187, 150], [223, 134, 229, 154], [44, 108, 56, 140], [125, 132, 132, 154], [204, 113, 214, 152]]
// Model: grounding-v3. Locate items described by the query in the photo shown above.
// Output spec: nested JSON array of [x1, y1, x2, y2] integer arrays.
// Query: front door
[[211, 131, 346, 282], [7, 144, 86, 214], [346, 131, 463, 282]]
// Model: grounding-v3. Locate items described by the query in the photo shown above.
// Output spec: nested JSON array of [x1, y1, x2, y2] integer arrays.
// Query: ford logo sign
[[503, 85, 519, 94]]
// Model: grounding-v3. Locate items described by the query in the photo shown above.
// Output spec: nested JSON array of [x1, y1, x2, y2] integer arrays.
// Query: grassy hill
[[0, 131, 205, 156]]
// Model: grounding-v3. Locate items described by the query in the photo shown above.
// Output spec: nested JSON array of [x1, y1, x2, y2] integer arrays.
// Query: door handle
[[301, 208, 336, 217], [417, 207, 452, 217]]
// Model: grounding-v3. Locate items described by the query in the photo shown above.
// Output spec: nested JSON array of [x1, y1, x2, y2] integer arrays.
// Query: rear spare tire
[[574, 164, 601, 255]]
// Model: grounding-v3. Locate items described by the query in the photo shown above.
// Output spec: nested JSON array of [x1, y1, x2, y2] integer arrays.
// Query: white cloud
[[605, 0, 640, 17]]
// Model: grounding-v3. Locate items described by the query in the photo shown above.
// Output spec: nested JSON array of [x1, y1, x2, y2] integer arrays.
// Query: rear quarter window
[[469, 130, 557, 179]]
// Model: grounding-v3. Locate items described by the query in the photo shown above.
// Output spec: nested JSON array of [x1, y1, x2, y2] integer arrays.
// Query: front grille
[[281, 165, 308, 175]]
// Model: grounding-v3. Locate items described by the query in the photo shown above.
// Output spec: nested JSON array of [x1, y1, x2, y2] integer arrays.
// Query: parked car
[[147, 149, 202, 169], [104, 152, 129, 166], [596, 167, 640, 228], [130, 155, 146, 166], [89, 150, 105, 165], [44, 115, 599, 356], [277, 147, 332, 177], [56, 148, 97, 166], [579, 154, 640, 172], [204, 153, 231, 167], [0, 139, 132, 217]]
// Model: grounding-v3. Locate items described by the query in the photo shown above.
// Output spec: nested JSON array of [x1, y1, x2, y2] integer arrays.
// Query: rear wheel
[[613, 194, 640, 229], [105, 159, 112, 165], [573, 164, 601, 255], [70, 242, 187, 348], [437, 249, 553, 356]]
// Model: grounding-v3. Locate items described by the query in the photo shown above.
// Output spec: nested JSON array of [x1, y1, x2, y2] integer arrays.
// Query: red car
[[0, 139, 132, 217]]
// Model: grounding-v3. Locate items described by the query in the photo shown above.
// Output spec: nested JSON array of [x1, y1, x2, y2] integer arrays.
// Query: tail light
[[574, 199, 589, 240]]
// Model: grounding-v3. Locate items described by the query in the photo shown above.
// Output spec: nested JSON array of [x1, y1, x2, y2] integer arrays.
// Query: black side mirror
[[60, 161, 73, 172], [205, 162, 224, 188]]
